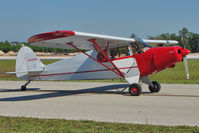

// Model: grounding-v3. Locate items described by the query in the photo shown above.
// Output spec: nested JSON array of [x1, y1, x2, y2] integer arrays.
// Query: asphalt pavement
[[0, 81, 199, 126]]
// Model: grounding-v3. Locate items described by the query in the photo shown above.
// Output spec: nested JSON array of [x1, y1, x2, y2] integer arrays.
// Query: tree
[[130, 33, 136, 38], [189, 33, 199, 52], [179, 28, 189, 48], [139, 27, 199, 52]]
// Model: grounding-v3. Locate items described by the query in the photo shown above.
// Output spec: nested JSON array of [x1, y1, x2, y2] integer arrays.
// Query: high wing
[[28, 30, 178, 50], [27, 30, 179, 84]]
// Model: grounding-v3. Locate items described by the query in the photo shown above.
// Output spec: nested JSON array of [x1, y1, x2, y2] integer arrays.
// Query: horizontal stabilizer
[[6, 69, 44, 75], [5, 72, 16, 74]]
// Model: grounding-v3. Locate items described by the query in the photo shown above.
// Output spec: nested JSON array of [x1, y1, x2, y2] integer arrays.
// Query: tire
[[21, 85, 26, 91], [129, 83, 142, 96], [149, 81, 161, 93]]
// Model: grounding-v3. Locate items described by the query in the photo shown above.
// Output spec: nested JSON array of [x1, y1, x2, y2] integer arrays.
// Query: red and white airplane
[[10, 31, 190, 96]]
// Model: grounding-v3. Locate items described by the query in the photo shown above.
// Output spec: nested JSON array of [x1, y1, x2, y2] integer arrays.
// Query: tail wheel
[[149, 81, 161, 93], [21, 85, 27, 91], [129, 83, 142, 96]]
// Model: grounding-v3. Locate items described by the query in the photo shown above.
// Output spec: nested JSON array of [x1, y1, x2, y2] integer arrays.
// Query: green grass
[[0, 116, 198, 133], [0, 60, 198, 84], [0, 60, 57, 80], [149, 60, 199, 84]]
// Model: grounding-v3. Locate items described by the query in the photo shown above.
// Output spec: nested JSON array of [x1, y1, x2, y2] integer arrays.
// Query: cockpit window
[[110, 46, 129, 59], [130, 39, 151, 54], [98, 40, 152, 61], [109, 43, 151, 59]]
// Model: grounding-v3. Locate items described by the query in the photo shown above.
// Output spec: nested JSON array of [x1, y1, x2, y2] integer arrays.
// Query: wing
[[28, 30, 178, 50]]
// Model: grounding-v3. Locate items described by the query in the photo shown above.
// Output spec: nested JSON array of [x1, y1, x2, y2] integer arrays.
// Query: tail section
[[16, 46, 44, 80]]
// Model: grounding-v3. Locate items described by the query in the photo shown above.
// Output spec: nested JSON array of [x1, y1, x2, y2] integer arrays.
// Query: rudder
[[16, 46, 44, 80]]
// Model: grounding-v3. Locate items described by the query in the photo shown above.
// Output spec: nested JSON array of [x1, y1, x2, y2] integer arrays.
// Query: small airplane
[[7, 30, 190, 96]]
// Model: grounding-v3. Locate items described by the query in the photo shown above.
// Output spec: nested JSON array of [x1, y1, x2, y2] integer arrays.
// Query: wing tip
[[28, 30, 75, 43]]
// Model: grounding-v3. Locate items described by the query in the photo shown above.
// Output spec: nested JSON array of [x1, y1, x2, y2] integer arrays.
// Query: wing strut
[[88, 39, 124, 78], [67, 42, 124, 78]]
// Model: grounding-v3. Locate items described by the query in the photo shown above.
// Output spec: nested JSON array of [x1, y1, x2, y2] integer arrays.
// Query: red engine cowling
[[134, 46, 190, 77]]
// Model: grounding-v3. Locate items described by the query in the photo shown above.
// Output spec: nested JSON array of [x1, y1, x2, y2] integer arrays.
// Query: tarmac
[[0, 81, 199, 126]]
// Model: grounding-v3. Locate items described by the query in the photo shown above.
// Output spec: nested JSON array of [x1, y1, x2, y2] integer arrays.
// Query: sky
[[0, 0, 198, 42]]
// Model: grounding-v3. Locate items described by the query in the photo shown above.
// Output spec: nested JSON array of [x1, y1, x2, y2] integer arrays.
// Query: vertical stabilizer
[[16, 46, 44, 80]]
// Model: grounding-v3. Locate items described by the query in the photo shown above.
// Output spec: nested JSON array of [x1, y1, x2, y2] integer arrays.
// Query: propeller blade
[[183, 56, 190, 80]]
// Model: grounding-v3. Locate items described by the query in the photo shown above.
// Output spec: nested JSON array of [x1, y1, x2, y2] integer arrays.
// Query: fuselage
[[28, 46, 190, 82]]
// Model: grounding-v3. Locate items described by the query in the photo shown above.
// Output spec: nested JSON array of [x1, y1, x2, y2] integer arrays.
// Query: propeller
[[181, 48, 190, 80], [180, 34, 190, 80], [183, 56, 189, 79]]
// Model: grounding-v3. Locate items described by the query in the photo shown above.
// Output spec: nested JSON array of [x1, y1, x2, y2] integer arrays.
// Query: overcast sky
[[0, 0, 198, 42]]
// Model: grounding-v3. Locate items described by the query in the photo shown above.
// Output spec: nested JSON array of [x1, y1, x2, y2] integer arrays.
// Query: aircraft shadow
[[0, 88, 40, 92], [0, 84, 132, 101], [2, 84, 196, 101]]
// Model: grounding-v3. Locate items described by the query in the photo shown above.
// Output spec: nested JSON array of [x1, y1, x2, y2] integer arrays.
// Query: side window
[[119, 47, 129, 57], [130, 40, 151, 55], [110, 49, 117, 59], [110, 46, 129, 59], [131, 45, 149, 55]]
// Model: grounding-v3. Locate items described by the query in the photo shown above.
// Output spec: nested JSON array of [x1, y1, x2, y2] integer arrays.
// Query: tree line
[[0, 41, 79, 53], [131, 27, 199, 52], [0, 27, 198, 53]]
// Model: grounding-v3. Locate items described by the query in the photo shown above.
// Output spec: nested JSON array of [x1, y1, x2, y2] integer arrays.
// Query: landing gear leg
[[141, 76, 161, 93], [21, 80, 31, 91]]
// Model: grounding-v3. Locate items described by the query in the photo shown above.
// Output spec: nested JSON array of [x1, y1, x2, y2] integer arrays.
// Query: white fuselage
[[28, 50, 140, 83]]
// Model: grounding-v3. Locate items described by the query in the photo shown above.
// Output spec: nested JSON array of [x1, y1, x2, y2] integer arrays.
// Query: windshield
[[131, 39, 151, 54]]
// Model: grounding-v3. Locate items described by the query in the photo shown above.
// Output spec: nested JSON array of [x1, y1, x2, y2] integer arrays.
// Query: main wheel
[[149, 81, 161, 93], [129, 83, 142, 96], [21, 85, 26, 91]]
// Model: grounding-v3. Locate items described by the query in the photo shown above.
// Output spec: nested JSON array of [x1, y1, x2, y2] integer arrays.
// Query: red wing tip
[[28, 30, 75, 43]]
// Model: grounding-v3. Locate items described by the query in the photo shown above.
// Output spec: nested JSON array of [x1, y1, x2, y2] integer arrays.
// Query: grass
[[0, 60, 57, 80], [0, 59, 199, 84], [0, 61, 198, 132], [150, 60, 199, 84], [0, 116, 198, 133]]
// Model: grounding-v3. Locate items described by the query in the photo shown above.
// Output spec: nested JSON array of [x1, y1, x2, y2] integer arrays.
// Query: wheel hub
[[132, 87, 138, 93]]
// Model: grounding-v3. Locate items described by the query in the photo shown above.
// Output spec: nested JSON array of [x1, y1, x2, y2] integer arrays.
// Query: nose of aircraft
[[181, 48, 190, 57]]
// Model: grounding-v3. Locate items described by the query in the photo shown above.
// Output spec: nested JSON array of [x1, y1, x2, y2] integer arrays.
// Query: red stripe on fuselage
[[111, 55, 134, 61], [30, 66, 138, 78], [27, 58, 38, 62]]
